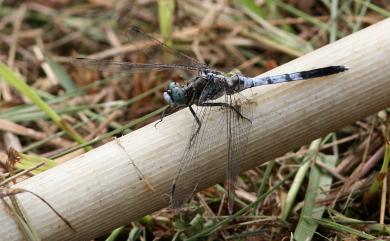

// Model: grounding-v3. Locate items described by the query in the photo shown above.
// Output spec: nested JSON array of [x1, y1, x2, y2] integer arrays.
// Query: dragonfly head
[[163, 81, 187, 107]]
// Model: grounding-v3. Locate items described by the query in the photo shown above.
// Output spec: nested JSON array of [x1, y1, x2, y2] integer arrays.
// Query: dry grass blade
[[0, 188, 75, 232]]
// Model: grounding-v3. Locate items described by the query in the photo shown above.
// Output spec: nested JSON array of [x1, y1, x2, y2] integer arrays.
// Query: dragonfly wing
[[171, 79, 226, 211], [197, 79, 253, 214], [171, 78, 253, 214], [224, 91, 252, 214], [72, 58, 201, 73], [72, 27, 209, 76], [128, 27, 206, 70], [171, 104, 212, 211]]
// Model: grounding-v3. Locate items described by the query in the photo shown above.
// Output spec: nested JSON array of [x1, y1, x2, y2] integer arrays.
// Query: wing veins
[[72, 58, 203, 73]]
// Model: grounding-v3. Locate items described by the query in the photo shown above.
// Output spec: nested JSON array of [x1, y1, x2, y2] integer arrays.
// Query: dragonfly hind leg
[[200, 102, 251, 123], [188, 106, 202, 144]]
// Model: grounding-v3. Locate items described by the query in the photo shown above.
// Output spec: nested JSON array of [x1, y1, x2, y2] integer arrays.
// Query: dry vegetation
[[1, 0, 390, 240]]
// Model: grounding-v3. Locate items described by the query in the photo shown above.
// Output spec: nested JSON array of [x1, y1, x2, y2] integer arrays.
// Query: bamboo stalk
[[1, 18, 390, 241]]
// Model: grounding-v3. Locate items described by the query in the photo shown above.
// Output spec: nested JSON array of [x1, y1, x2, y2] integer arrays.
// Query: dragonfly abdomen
[[239, 65, 348, 89]]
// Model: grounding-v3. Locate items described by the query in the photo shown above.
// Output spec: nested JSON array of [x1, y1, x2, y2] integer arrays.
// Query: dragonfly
[[73, 27, 348, 214]]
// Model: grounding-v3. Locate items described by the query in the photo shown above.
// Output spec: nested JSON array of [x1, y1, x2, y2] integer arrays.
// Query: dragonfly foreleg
[[154, 107, 169, 128], [155, 106, 179, 128]]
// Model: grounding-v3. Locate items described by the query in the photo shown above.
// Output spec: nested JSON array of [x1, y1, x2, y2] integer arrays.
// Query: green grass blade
[[105, 226, 125, 241], [15, 152, 58, 174], [281, 154, 311, 221], [309, 217, 376, 239], [0, 60, 90, 149], [354, 0, 390, 17], [329, 0, 339, 42], [158, 0, 175, 46], [50, 106, 166, 159], [367, 137, 390, 196], [293, 152, 337, 240], [3, 195, 42, 241], [186, 168, 299, 241], [237, 0, 267, 18], [273, 0, 344, 38], [46, 57, 77, 92]]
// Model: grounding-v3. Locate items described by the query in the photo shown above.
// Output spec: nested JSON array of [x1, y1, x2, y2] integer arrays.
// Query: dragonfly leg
[[188, 106, 202, 144], [200, 102, 251, 122], [155, 106, 182, 128], [154, 106, 171, 128]]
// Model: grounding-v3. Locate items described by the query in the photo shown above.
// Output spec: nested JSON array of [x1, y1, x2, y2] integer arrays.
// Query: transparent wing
[[171, 79, 253, 214], [171, 81, 218, 212], [72, 27, 208, 74], [224, 91, 252, 214], [72, 58, 201, 73], [128, 27, 206, 69], [201, 80, 253, 214]]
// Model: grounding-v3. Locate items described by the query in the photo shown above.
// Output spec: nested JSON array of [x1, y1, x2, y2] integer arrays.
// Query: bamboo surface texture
[[1, 18, 390, 241]]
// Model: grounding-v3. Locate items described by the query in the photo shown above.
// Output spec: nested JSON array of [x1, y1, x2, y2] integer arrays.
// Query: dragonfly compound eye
[[167, 81, 176, 90], [163, 92, 175, 106], [170, 86, 186, 106], [164, 81, 186, 106]]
